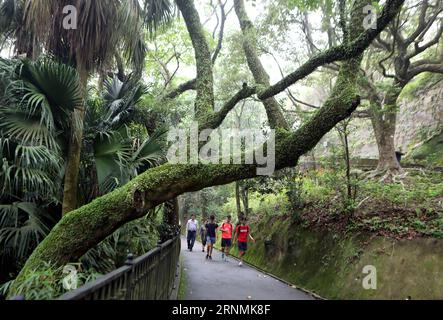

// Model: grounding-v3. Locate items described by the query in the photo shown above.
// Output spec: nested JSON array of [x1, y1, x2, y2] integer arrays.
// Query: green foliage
[[81, 213, 160, 273], [0, 58, 83, 282], [361, 172, 443, 207], [400, 73, 443, 100], [410, 131, 443, 167], [0, 261, 102, 300], [81, 75, 167, 198], [0, 58, 166, 287], [285, 172, 305, 221], [280, 0, 324, 11]]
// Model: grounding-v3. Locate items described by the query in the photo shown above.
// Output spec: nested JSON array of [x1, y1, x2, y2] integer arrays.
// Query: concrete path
[[180, 237, 314, 300]]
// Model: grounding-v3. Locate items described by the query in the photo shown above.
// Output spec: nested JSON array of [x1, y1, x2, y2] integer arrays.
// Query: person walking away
[[205, 215, 218, 260], [234, 217, 255, 267], [186, 214, 198, 252], [220, 215, 233, 262], [200, 220, 208, 252]]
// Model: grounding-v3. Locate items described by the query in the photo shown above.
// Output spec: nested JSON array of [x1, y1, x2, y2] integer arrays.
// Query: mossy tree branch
[[234, 0, 289, 130], [8, 0, 405, 297]]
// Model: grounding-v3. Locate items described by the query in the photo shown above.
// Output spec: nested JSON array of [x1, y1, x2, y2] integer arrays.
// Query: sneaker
[[239, 261, 243, 267], [202, 249, 205, 252], [209, 256, 213, 260], [206, 255, 209, 260], [221, 253, 225, 260]]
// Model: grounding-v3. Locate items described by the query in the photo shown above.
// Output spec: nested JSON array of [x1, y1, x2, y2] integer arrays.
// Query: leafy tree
[[0, 0, 174, 215], [7, 0, 406, 297], [361, 0, 443, 177], [0, 58, 82, 281]]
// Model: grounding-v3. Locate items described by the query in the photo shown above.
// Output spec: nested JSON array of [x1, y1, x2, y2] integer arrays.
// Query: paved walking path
[[180, 237, 314, 300]]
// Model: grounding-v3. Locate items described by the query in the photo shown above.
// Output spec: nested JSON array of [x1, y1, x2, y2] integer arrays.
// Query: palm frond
[[0, 202, 54, 263], [143, 0, 175, 36]]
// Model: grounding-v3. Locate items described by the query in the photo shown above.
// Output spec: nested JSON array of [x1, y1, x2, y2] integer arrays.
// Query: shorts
[[221, 238, 232, 248], [207, 236, 216, 244], [238, 241, 248, 252]]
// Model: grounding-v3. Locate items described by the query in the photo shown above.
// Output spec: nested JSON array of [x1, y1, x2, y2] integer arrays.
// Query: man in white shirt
[[186, 214, 199, 252]]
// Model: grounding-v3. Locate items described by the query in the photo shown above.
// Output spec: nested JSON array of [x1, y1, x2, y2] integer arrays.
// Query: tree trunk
[[200, 191, 209, 222], [240, 185, 249, 218], [340, 125, 352, 200], [163, 198, 180, 239], [234, 0, 289, 130], [178, 196, 189, 233], [372, 110, 400, 171], [62, 68, 89, 215], [370, 86, 403, 173], [235, 182, 242, 220]]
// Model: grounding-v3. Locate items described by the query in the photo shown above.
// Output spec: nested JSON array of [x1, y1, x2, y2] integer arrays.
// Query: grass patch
[[177, 257, 187, 301]]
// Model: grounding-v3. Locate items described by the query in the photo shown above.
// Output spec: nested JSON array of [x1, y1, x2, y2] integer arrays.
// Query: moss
[[177, 257, 187, 300], [230, 215, 443, 300], [410, 131, 443, 166]]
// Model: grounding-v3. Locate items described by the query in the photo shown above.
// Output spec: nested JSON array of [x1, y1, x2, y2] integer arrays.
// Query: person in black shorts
[[205, 215, 218, 260], [234, 217, 255, 267], [220, 215, 233, 262]]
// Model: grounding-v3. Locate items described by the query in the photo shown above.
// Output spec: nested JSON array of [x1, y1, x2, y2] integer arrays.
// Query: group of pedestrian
[[186, 214, 255, 267]]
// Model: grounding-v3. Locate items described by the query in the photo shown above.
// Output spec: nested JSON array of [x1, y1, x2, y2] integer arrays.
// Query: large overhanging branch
[[9, 60, 362, 285], [7, 0, 405, 297]]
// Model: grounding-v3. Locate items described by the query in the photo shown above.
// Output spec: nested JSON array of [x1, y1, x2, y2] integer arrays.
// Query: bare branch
[[404, 0, 431, 45], [407, 19, 443, 59], [212, 0, 231, 63], [201, 84, 257, 129], [407, 63, 443, 80], [163, 79, 197, 100]]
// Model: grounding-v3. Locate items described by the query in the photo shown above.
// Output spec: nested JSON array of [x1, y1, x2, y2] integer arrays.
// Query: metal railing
[[58, 234, 181, 300]]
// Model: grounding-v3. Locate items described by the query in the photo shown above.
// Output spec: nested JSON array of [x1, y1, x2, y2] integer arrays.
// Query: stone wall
[[314, 79, 443, 160]]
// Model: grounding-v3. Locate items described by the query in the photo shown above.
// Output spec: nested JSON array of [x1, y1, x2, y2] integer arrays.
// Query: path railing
[[58, 234, 181, 300]]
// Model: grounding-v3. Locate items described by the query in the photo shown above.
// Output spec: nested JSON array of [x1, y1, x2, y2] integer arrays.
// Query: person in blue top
[[205, 215, 218, 260]]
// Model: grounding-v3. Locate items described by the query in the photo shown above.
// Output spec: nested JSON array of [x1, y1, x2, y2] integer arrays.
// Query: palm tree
[[0, 0, 174, 215], [82, 75, 167, 198], [0, 58, 82, 275], [0, 58, 166, 283]]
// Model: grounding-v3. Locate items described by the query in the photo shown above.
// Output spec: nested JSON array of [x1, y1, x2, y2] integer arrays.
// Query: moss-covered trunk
[[234, 0, 289, 130]]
